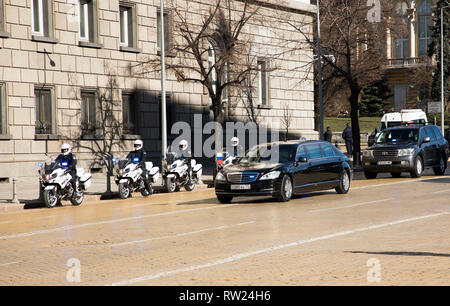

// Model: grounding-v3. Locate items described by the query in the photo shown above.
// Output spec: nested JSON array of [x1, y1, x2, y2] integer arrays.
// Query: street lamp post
[[316, 0, 324, 140], [440, 5, 449, 135], [160, 0, 167, 161]]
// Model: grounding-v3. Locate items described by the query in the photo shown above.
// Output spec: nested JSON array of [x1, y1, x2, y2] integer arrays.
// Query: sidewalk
[[0, 172, 215, 213]]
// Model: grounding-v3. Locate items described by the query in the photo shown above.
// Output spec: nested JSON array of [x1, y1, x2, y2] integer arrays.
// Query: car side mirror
[[422, 137, 431, 144], [297, 156, 308, 163]]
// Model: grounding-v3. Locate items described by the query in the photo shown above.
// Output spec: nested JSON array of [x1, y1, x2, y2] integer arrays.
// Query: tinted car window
[[239, 144, 296, 164], [427, 127, 437, 141], [320, 143, 336, 157], [430, 125, 442, 140], [377, 129, 419, 144], [430, 126, 443, 140], [305, 143, 323, 159], [420, 127, 429, 141], [296, 145, 307, 160]]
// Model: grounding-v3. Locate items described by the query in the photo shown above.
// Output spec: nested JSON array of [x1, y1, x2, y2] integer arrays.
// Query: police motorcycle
[[162, 140, 203, 193], [38, 157, 92, 208], [113, 155, 160, 199], [216, 137, 241, 171]]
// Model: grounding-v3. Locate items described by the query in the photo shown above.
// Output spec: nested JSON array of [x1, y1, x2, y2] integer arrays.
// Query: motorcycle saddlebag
[[193, 164, 202, 178], [149, 167, 160, 183], [145, 162, 154, 171], [80, 173, 92, 189]]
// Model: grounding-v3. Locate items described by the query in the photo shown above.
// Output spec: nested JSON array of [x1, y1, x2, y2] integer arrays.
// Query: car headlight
[[398, 148, 415, 157], [215, 172, 226, 182], [259, 171, 281, 180], [363, 150, 373, 158]]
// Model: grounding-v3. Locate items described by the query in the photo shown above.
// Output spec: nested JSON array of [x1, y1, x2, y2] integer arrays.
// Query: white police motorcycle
[[113, 156, 160, 199], [162, 141, 202, 193], [38, 158, 92, 208], [216, 137, 241, 172]]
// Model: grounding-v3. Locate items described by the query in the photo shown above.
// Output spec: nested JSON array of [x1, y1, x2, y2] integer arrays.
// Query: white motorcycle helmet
[[61, 143, 71, 156], [134, 139, 143, 151], [231, 137, 239, 147], [179, 139, 188, 152]]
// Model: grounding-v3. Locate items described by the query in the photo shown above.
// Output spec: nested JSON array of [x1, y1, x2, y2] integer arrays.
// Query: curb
[[0, 182, 214, 214]]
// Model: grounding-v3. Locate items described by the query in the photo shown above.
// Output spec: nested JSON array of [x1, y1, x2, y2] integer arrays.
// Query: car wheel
[[390, 172, 402, 178], [275, 175, 293, 202], [410, 156, 423, 178], [217, 195, 233, 204], [433, 155, 446, 175], [335, 170, 350, 194], [364, 171, 377, 179]]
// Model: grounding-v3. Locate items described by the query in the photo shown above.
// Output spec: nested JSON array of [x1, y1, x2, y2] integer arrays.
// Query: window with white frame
[[119, 4, 136, 47], [78, 0, 98, 44], [31, 0, 53, 37]]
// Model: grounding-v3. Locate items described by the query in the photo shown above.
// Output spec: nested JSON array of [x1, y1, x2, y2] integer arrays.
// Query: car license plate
[[230, 184, 251, 190], [377, 161, 392, 165]]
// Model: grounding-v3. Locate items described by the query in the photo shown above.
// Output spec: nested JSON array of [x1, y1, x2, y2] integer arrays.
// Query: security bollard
[[10, 178, 19, 204]]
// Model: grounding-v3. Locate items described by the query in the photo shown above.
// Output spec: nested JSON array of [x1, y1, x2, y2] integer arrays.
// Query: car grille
[[374, 149, 398, 158], [227, 172, 260, 183]]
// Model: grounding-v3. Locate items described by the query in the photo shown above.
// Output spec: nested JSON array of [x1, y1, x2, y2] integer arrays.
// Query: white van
[[379, 109, 428, 131]]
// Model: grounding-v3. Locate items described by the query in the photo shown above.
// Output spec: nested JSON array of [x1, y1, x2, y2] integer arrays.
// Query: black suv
[[362, 125, 448, 179]]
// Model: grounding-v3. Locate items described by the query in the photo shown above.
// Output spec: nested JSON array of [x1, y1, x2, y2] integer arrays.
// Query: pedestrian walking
[[342, 123, 353, 156], [324, 126, 333, 143]]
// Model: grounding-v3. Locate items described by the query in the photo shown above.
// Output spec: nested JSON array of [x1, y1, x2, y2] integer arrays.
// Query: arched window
[[417, 0, 432, 57], [393, 1, 409, 59]]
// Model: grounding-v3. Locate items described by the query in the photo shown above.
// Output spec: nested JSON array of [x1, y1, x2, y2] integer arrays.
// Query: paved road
[[0, 169, 449, 286]]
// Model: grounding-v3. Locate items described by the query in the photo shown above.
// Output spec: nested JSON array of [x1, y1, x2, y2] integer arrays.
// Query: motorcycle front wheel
[[70, 191, 84, 206], [165, 177, 177, 193], [43, 189, 59, 208], [118, 183, 131, 199], [185, 180, 195, 191]]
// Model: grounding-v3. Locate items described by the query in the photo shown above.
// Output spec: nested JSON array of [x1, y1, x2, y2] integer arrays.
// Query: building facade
[[384, 0, 436, 111], [0, 0, 316, 180]]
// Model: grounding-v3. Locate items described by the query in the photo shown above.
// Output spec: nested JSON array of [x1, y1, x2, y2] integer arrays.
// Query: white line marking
[[111, 221, 256, 247], [308, 198, 394, 213], [0, 261, 20, 267], [108, 211, 450, 286], [430, 189, 450, 195], [0, 205, 238, 241], [352, 176, 447, 190]]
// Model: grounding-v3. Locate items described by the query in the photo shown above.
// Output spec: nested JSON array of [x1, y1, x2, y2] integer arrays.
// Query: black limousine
[[215, 141, 353, 203]]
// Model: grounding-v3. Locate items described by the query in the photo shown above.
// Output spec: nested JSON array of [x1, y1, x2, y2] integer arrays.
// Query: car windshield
[[238, 144, 296, 164], [376, 129, 419, 144]]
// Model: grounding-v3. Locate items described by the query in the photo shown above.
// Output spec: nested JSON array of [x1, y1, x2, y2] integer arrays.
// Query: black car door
[[292, 144, 314, 191], [303, 143, 327, 185], [319, 142, 341, 181], [428, 126, 442, 165], [419, 127, 433, 166]]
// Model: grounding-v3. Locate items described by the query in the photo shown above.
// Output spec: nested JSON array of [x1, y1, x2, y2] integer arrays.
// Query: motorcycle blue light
[[61, 161, 69, 167], [112, 157, 116, 163], [37, 162, 43, 167], [133, 157, 140, 163]]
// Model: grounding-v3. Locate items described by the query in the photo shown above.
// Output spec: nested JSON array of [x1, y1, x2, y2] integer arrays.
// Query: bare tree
[[64, 68, 128, 194], [281, 102, 293, 141], [144, 0, 269, 124], [288, 0, 395, 160]]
